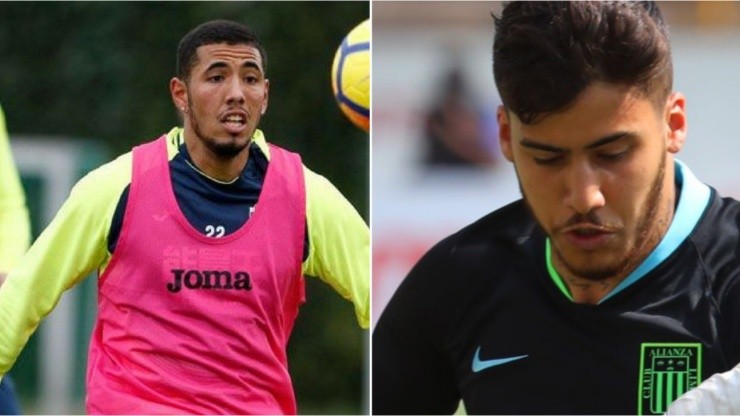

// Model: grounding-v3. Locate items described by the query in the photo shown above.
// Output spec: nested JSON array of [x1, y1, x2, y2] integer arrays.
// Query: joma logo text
[[166, 269, 252, 293]]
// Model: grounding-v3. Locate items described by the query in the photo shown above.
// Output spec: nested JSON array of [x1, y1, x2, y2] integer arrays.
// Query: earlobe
[[666, 92, 687, 154], [498, 106, 515, 162]]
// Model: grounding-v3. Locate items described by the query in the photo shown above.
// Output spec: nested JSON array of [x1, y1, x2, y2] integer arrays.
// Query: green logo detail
[[637, 343, 702, 415]]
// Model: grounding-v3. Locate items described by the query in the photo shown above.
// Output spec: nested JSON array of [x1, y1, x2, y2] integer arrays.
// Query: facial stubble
[[524, 154, 668, 282], [187, 98, 252, 159]]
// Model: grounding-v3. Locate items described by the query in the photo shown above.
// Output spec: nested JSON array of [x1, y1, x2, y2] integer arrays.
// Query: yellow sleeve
[[0, 105, 31, 272], [302, 167, 370, 329], [0, 151, 131, 376]]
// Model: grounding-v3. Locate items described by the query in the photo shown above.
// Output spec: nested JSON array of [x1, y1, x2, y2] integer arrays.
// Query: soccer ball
[[331, 19, 370, 132]]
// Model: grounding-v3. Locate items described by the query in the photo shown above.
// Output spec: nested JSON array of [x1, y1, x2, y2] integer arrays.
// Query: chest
[[446, 263, 730, 415]]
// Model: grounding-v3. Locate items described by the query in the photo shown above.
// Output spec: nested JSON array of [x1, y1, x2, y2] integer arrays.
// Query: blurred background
[[0, 2, 368, 414], [373, 0, 740, 326]]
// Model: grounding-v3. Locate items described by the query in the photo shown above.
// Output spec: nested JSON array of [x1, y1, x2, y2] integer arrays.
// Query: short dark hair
[[493, 1, 672, 124], [176, 19, 268, 81]]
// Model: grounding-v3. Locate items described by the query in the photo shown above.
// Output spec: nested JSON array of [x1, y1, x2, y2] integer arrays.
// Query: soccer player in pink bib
[[0, 20, 368, 414]]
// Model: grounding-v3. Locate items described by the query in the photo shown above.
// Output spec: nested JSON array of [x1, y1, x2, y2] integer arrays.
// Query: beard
[[524, 155, 669, 282], [189, 102, 251, 159]]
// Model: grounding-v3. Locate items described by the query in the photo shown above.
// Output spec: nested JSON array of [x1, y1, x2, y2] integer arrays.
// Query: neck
[[557, 269, 620, 305], [182, 130, 250, 183]]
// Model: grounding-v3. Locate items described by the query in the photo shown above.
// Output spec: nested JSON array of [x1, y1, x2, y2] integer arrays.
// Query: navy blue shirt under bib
[[108, 141, 308, 259]]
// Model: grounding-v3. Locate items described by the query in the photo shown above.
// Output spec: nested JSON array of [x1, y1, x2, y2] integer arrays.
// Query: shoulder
[[392, 199, 538, 307], [67, 150, 132, 224], [252, 129, 326, 185], [252, 132, 330, 208], [691, 191, 740, 299], [702, 193, 740, 231], [300, 160, 367, 250], [301, 166, 338, 197], [250, 129, 272, 160], [35, 149, 133, 261], [426, 199, 538, 270], [75, 151, 132, 195], [692, 192, 740, 264], [378, 199, 539, 346]]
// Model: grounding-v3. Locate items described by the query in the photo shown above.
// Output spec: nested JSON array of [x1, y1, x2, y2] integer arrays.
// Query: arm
[[0, 104, 31, 274], [665, 363, 740, 414], [666, 276, 740, 414], [0, 153, 130, 378], [302, 168, 369, 329], [372, 240, 460, 415]]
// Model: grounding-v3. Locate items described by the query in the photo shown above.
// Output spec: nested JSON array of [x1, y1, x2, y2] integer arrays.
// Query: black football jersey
[[373, 161, 740, 415]]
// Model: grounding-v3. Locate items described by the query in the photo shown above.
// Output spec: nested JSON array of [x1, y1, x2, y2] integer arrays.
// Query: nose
[[564, 162, 606, 215], [226, 76, 246, 106]]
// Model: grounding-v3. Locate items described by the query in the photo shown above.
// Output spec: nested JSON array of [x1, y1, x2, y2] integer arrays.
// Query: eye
[[533, 155, 564, 166], [208, 74, 224, 83], [597, 149, 629, 162], [244, 72, 263, 84]]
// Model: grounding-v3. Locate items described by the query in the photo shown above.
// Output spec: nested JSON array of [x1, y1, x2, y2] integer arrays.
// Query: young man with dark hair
[[0, 20, 369, 414], [373, 2, 740, 414]]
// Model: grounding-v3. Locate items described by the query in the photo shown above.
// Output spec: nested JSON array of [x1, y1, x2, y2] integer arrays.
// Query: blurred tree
[[0, 2, 368, 414]]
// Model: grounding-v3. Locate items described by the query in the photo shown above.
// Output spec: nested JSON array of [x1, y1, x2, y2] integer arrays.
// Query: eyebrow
[[205, 60, 262, 73], [520, 131, 635, 153]]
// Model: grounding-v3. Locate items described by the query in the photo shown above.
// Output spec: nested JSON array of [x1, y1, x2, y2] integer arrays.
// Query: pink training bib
[[86, 136, 306, 414]]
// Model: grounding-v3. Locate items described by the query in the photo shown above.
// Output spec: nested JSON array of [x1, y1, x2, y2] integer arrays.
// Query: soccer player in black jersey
[[373, 2, 740, 414]]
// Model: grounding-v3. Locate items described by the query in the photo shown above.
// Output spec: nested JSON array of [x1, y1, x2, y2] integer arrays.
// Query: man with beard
[[0, 20, 369, 414], [373, 2, 740, 415]]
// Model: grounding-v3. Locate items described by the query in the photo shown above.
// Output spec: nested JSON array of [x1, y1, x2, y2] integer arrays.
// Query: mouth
[[559, 224, 616, 251], [220, 112, 248, 134]]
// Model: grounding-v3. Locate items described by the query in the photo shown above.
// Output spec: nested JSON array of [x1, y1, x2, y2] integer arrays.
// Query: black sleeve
[[372, 239, 461, 415]]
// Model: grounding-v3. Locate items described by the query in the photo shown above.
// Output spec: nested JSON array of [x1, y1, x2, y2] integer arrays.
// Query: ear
[[261, 79, 270, 116], [498, 105, 514, 162], [170, 77, 188, 113], [665, 92, 686, 154]]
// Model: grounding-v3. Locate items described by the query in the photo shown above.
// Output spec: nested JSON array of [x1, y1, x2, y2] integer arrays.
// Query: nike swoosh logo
[[471, 346, 528, 373]]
